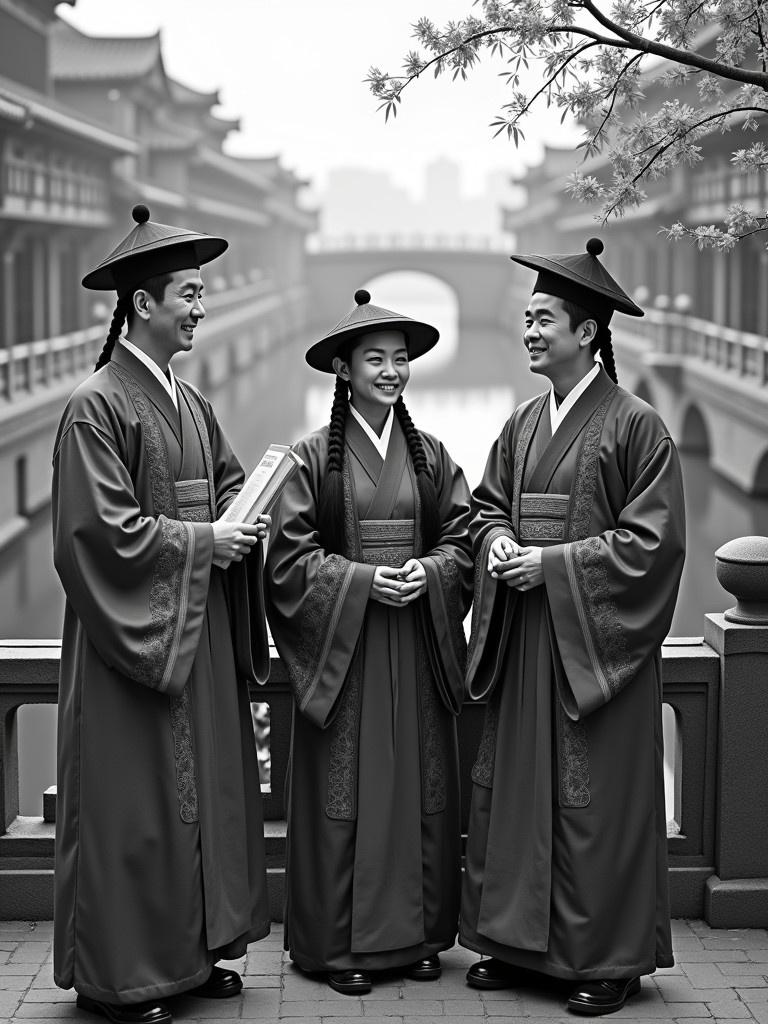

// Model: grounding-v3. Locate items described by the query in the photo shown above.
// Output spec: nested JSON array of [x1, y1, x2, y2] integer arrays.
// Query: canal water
[[3, 283, 768, 813]]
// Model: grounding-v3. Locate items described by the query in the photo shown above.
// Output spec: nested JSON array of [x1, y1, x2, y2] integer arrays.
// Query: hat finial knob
[[354, 289, 371, 305], [132, 204, 151, 225], [586, 237, 604, 257]]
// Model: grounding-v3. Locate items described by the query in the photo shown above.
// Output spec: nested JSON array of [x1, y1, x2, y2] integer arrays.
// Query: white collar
[[348, 403, 394, 459], [119, 336, 178, 411], [549, 362, 600, 435]]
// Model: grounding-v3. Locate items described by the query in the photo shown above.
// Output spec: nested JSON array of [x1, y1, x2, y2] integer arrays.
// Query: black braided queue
[[393, 397, 440, 551], [93, 296, 130, 372], [317, 376, 350, 555], [596, 325, 618, 384]]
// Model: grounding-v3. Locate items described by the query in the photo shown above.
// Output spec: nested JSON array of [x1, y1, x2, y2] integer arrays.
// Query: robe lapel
[[345, 414, 382, 486], [366, 418, 409, 522], [177, 383, 216, 519], [112, 345, 182, 448], [525, 370, 615, 494], [345, 413, 409, 522]]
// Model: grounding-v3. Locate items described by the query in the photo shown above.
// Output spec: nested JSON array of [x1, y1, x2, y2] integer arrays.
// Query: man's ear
[[132, 289, 151, 323], [332, 355, 350, 380], [578, 319, 598, 348]]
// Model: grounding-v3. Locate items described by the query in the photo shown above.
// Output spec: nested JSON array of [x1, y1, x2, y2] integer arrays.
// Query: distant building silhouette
[[316, 158, 518, 239]]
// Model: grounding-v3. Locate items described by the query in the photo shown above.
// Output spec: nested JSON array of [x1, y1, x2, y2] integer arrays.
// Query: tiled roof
[[50, 19, 163, 82], [143, 119, 202, 152], [0, 71, 137, 153], [168, 77, 219, 107]]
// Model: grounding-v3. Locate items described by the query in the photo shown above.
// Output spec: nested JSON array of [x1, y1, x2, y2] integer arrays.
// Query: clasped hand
[[488, 535, 544, 591], [211, 514, 271, 569], [371, 558, 427, 607]]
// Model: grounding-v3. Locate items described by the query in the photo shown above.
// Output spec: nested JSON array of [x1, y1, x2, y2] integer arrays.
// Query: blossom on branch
[[367, 0, 768, 248]]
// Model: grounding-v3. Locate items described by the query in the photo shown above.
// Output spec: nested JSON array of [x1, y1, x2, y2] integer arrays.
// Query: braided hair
[[317, 376, 350, 556], [393, 397, 440, 551], [92, 272, 173, 372], [316, 378, 441, 556], [561, 299, 619, 385], [94, 296, 130, 372], [594, 324, 618, 384]]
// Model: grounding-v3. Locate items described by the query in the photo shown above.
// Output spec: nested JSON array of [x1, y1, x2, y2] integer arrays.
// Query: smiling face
[[333, 330, 410, 430], [523, 293, 596, 392], [133, 268, 206, 369]]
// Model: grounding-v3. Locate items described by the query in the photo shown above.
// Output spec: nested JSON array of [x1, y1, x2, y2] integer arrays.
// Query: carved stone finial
[[715, 536, 768, 625]]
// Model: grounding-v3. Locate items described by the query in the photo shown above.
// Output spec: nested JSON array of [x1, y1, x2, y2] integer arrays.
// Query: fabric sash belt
[[175, 478, 211, 523], [359, 518, 415, 567], [518, 492, 568, 545]]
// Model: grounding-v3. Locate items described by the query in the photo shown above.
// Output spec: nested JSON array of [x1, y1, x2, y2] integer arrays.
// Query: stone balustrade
[[0, 538, 766, 925]]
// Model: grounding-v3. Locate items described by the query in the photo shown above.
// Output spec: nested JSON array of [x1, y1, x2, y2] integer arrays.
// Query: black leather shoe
[[327, 969, 372, 995], [187, 966, 243, 999], [405, 955, 441, 980], [466, 957, 523, 990], [76, 994, 171, 1024], [567, 977, 641, 1015]]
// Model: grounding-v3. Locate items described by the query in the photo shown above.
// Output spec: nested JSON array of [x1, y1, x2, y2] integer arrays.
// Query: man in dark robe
[[265, 293, 474, 993], [52, 206, 271, 1024], [460, 238, 686, 1015]]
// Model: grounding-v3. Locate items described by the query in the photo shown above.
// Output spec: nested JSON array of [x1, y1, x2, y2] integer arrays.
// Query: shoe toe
[[406, 955, 441, 980], [567, 977, 640, 1015]]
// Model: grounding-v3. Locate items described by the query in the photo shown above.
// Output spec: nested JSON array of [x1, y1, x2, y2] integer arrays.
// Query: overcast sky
[[57, 0, 581, 197]]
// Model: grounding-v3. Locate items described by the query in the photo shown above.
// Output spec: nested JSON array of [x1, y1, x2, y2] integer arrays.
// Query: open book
[[220, 444, 304, 525]]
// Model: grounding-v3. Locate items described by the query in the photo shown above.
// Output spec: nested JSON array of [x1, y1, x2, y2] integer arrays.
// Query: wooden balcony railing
[[0, 281, 307, 402], [617, 310, 768, 387], [1, 591, 766, 926], [1, 154, 110, 215]]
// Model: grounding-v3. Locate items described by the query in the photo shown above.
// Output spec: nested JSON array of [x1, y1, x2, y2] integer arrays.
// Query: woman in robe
[[265, 289, 473, 995]]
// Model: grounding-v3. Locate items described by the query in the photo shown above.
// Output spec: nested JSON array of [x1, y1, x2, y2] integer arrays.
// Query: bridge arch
[[633, 377, 655, 408], [307, 247, 514, 342], [752, 449, 768, 496], [361, 271, 459, 374], [680, 403, 711, 456]]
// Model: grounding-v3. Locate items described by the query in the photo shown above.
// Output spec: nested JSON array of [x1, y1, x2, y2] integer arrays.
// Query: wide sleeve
[[52, 419, 214, 698], [465, 419, 520, 699], [418, 436, 474, 714], [542, 427, 686, 720], [264, 435, 375, 729], [203, 401, 270, 685]]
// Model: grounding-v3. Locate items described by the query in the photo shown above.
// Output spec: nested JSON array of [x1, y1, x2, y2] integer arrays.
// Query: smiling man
[[460, 238, 686, 1015], [52, 206, 272, 1024]]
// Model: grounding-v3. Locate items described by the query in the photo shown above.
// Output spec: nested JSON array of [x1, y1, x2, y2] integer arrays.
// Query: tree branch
[[587, 52, 645, 149], [579, 0, 768, 87], [600, 104, 768, 219]]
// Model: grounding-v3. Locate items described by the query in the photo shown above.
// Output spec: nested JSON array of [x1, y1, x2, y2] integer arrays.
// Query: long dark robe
[[52, 345, 270, 1003], [265, 413, 473, 972], [460, 368, 686, 981]]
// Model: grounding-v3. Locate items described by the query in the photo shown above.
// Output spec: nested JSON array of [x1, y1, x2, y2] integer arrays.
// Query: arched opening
[[680, 404, 710, 456], [361, 271, 459, 374], [752, 449, 768, 497], [634, 379, 654, 407]]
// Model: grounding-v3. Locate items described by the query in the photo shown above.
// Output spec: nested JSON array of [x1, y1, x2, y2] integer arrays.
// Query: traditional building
[[0, 0, 316, 540], [0, 0, 136, 395], [503, 26, 768, 339], [49, 17, 315, 298]]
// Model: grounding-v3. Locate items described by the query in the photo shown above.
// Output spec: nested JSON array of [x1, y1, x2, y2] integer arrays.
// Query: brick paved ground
[[1, 920, 767, 1023]]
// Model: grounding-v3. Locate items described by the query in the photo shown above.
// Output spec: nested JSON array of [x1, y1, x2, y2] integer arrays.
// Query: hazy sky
[[57, 0, 580, 197]]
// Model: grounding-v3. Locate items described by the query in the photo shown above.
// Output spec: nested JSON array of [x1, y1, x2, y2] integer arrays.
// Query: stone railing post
[[704, 536, 768, 926]]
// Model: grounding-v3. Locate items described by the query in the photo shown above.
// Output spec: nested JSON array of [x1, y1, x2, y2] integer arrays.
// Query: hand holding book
[[212, 443, 304, 569]]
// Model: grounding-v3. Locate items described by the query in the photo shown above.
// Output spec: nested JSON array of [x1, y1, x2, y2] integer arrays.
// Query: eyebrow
[[361, 347, 408, 356], [525, 306, 557, 318]]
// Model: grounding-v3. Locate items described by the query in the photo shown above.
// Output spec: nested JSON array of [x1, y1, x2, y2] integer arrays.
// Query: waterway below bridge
[[2, 319, 767, 814]]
